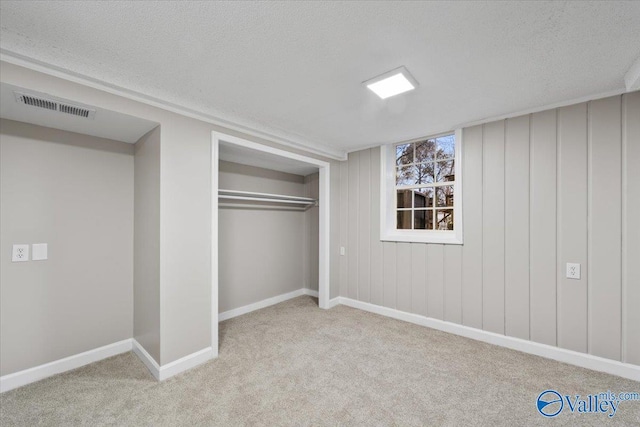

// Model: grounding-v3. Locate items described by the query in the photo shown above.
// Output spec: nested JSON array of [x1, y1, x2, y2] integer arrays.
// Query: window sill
[[380, 230, 463, 245]]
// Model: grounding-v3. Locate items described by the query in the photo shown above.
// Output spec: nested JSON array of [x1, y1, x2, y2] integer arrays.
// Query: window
[[380, 130, 463, 244]]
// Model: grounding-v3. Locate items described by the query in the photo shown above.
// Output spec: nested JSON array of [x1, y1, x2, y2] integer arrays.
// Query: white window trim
[[380, 129, 464, 244]]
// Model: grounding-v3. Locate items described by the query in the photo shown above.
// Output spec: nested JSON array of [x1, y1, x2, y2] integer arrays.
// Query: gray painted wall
[[0, 119, 134, 376], [134, 126, 161, 364], [158, 114, 213, 364], [218, 161, 309, 312], [337, 92, 640, 365], [1, 61, 337, 367], [220, 161, 307, 196]]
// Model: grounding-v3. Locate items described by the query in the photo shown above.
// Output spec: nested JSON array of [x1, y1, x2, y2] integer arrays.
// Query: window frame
[[380, 129, 463, 244]]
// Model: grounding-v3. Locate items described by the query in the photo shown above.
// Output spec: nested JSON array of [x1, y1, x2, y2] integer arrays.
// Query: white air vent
[[16, 93, 57, 111], [14, 92, 96, 119], [59, 103, 93, 118]]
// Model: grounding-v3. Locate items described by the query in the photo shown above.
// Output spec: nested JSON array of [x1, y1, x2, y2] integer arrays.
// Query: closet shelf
[[218, 189, 317, 209]]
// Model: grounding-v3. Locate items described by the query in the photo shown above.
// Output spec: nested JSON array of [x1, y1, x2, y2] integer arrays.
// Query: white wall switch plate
[[12, 244, 29, 262], [566, 263, 581, 280], [340, 246, 346, 256], [32, 243, 48, 261]]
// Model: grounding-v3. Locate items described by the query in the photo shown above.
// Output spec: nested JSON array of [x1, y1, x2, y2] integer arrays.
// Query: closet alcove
[[212, 134, 330, 338]]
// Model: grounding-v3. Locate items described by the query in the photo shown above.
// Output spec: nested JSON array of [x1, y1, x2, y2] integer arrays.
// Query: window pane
[[414, 162, 435, 184], [435, 160, 455, 182], [414, 187, 434, 208], [397, 190, 412, 208], [396, 143, 413, 166], [397, 165, 435, 186], [436, 186, 454, 207], [436, 134, 455, 159], [415, 139, 436, 162], [414, 209, 433, 230], [397, 210, 412, 229], [435, 209, 454, 230], [396, 165, 417, 186]]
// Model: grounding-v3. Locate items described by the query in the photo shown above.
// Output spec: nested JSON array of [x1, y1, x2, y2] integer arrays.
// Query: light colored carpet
[[1, 296, 638, 426]]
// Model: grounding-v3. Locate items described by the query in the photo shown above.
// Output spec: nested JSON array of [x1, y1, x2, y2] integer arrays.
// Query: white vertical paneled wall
[[482, 121, 505, 334], [358, 150, 372, 302], [370, 148, 384, 307], [335, 92, 640, 364], [504, 115, 530, 340], [461, 125, 483, 329], [589, 96, 623, 361], [557, 103, 588, 353], [529, 109, 557, 347]]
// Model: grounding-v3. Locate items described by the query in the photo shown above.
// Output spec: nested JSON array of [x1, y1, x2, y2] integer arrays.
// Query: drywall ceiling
[[1, 1, 639, 156], [0, 83, 158, 143], [219, 141, 319, 177]]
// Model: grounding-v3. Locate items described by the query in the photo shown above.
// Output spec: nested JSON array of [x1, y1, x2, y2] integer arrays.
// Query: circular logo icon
[[537, 390, 563, 417]]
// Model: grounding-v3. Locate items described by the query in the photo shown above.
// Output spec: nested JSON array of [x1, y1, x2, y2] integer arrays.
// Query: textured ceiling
[[1, 1, 639, 156]]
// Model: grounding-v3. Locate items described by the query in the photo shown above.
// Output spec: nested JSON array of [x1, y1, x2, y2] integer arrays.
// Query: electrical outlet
[[12, 244, 29, 262], [566, 263, 581, 280]]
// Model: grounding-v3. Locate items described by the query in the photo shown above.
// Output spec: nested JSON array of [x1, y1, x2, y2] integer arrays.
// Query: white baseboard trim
[[337, 297, 640, 382], [158, 347, 215, 381], [132, 339, 214, 381], [131, 339, 161, 380], [219, 288, 318, 322], [302, 288, 319, 298], [326, 297, 341, 309], [0, 339, 133, 393], [1, 288, 316, 392]]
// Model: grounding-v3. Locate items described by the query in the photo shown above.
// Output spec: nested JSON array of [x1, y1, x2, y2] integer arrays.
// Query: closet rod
[[218, 188, 317, 204], [218, 203, 307, 212], [219, 195, 315, 205]]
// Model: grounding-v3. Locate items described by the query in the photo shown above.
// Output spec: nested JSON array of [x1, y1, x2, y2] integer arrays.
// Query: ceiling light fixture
[[364, 66, 418, 99]]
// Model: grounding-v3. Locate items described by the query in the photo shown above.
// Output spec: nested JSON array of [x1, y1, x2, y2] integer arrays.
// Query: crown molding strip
[[0, 49, 347, 161]]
